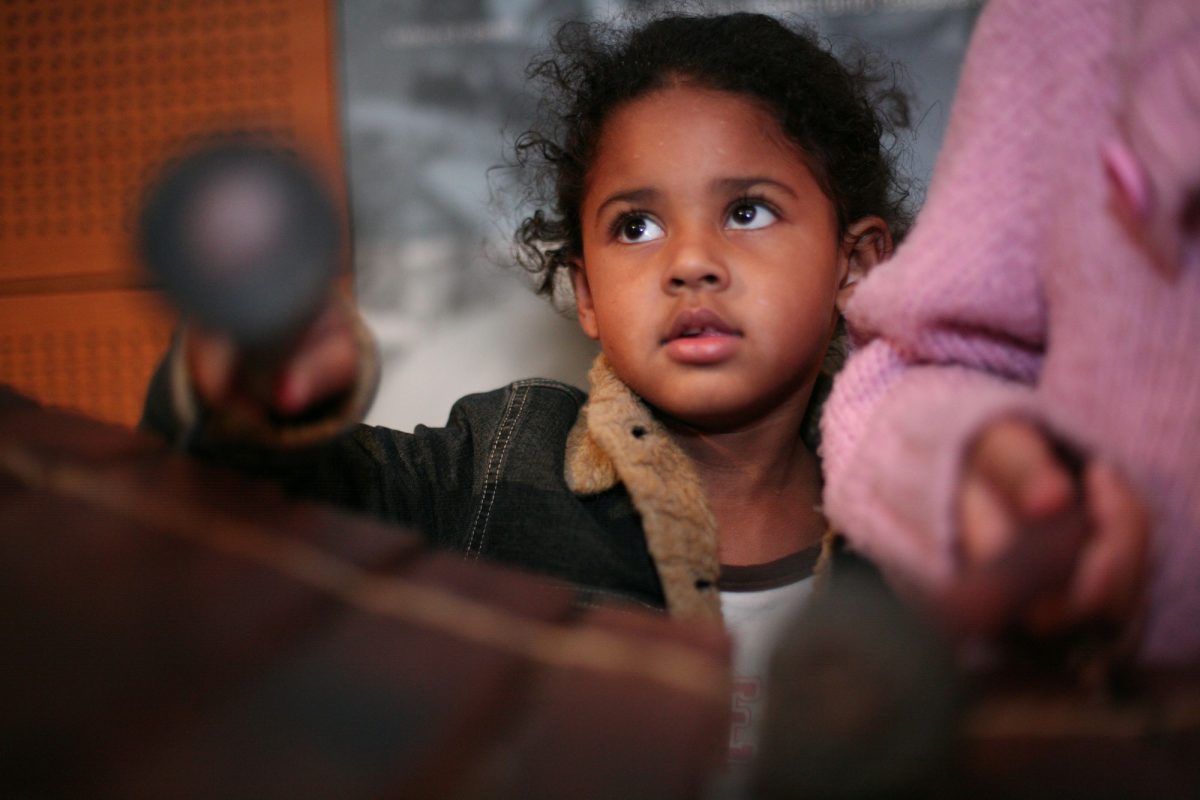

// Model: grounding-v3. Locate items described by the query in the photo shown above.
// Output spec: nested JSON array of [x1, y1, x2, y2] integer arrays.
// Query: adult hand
[[956, 418, 1149, 636]]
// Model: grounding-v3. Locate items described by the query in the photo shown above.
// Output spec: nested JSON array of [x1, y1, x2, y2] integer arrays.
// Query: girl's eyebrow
[[713, 176, 798, 198], [594, 187, 658, 219], [592, 177, 797, 220]]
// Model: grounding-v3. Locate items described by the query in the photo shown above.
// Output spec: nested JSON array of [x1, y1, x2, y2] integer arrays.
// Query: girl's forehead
[[601, 86, 789, 149], [583, 86, 818, 197]]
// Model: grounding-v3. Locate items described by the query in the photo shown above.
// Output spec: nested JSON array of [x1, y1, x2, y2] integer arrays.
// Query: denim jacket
[[142, 348, 728, 616]]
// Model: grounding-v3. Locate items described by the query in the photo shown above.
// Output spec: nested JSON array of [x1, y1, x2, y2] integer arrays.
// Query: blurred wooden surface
[[0, 388, 731, 799]]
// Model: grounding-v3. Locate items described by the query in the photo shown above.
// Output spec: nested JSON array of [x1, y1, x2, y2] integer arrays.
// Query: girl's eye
[[615, 214, 664, 243], [726, 200, 777, 231]]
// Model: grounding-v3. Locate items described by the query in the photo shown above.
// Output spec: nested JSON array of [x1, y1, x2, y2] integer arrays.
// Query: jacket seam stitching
[[465, 383, 530, 558], [510, 378, 585, 398]]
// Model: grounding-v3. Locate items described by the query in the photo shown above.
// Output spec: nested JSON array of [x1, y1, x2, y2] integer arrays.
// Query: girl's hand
[[185, 290, 361, 420], [957, 418, 1149, 635]]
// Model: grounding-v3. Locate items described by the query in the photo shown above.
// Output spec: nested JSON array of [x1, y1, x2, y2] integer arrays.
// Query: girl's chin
[[641, 379, 819, 434], [648, 397, 773, 434]]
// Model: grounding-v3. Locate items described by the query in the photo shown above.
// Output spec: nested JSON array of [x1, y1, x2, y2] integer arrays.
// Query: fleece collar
[[564, 354, 722, 622]]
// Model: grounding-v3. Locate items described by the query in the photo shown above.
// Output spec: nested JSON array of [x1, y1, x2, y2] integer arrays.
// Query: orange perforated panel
[[0, 289, 175, 425], [0, 0, 345, 427]]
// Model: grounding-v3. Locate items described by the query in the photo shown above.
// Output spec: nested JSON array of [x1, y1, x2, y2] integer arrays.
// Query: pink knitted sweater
[[822, 0, 1200, 663]]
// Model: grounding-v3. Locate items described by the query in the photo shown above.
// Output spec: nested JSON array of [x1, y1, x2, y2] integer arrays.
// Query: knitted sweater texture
[[822, 0, 1200, 662]]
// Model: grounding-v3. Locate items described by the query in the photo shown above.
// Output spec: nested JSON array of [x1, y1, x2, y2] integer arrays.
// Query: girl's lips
[[663, 307, 741, 341], [665, 334, 741, 364], [663, 307, 742, 364]]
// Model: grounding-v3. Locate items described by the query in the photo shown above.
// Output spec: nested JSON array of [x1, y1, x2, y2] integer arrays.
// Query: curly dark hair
[[511, 11, 913, 298]]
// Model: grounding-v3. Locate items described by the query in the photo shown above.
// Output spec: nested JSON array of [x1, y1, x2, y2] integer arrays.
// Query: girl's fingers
[[185, 292, 360, 418], [1070, 462, 1150, 619], [273, 327, 359, 413], [272, 297, 360, 414], [186, 329, 238, 406]]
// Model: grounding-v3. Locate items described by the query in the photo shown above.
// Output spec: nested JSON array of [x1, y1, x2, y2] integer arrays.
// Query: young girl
[[143, 10, 910, 767], [822, 0, 1198, 663]]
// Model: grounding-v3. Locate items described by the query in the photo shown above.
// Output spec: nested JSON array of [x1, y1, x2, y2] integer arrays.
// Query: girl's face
[[573, 85, 865, 431]]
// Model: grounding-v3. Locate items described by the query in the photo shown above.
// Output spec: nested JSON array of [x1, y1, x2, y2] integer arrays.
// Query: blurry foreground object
[[754, 554, 960, 798], [753, 545, 1200, 799], [0, 387, 730, 799], [139, 139, 342, 350]]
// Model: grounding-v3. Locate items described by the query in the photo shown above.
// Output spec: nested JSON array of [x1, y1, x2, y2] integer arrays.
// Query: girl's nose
[[663, 232, 730, 292]]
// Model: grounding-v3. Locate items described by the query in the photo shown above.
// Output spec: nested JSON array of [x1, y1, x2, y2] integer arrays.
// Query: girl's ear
[[570, 261, 601, 340], [837, 216, 892, 312]]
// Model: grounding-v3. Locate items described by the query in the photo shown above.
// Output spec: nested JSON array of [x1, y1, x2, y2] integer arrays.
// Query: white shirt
[[709, 545, 821, 798]]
